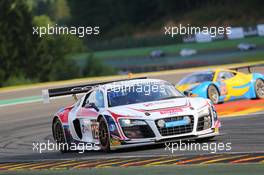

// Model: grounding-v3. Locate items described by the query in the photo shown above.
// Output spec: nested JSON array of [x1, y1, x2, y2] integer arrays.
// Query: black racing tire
[[207, 85, 220, 104], [254, 79, 264, 99], [52, 118, 70, 153], [99, 117, 111, 152], [195, 136, 215, 143]]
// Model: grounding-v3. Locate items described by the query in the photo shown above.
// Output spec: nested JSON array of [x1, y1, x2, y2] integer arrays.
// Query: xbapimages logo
[[108, 82, 166, 95], [164, 24, 231, 37], [32, 24, 100, 37], [165, 140, 232, 154], [32, 140, 100, 153]]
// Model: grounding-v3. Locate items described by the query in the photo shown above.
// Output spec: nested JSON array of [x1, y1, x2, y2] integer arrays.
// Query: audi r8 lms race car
[[43, 77, 220, 152], [176, 69, 264, 104]]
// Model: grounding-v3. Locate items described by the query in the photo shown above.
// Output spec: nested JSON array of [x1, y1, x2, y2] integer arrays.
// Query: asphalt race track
[[0, 67, 264, 163]]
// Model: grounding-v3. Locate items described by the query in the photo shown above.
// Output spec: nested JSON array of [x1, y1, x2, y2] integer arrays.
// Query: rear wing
[[42, 77, 147, 103], [230, 63, 264, 73]]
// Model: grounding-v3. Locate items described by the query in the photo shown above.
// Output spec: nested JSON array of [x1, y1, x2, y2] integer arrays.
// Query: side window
[[87, 91, 96, 104], [217, 72, 235, 81], [83, 91, 93, 107], [84, 90, 105, 108], [75, 99, 82, 108], [95, 90, 105, 108]]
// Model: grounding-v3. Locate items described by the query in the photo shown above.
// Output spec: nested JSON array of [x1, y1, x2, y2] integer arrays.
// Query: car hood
[[176, 83, 200, 92]]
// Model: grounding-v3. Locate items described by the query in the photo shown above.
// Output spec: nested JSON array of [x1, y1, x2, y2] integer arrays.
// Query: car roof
[[100, 78, 167, 89], [187, 70, 214, 75], [184, 69, 238, 78]]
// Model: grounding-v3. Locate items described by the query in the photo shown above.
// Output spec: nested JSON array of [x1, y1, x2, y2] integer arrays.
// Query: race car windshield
[[177, 72, 214, 85], [107, 83, 184, 107]]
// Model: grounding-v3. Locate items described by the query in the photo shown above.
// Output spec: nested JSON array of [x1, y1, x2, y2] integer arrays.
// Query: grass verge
[[70, 36, 264, 60]]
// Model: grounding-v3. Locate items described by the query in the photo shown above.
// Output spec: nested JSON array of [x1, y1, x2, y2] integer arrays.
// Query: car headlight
[[119, 119, 147, 127], [197, 107, 213, 130], [157, 119, 166, 128], [119, 119, 154, 139], [198, 107, 210, 116]]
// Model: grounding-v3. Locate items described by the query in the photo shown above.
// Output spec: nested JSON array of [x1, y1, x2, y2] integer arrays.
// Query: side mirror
[[183, 90, 192, 97], [85, 103, 99, 112]]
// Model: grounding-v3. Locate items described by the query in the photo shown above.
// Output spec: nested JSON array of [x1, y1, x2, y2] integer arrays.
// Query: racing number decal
[[220, 83, 228, 95]]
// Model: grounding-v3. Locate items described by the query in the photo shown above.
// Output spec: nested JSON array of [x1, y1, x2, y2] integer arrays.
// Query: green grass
[[69, 36, 264, 61]]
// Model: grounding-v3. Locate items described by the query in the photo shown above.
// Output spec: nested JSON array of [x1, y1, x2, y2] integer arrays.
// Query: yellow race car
[[176, 69, 264, 104]]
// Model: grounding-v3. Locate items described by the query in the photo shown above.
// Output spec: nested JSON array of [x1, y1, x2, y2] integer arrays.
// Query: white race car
[[238, 42, 256, 51], [42, 78, 220, 152], [180, 48, 197, 57]]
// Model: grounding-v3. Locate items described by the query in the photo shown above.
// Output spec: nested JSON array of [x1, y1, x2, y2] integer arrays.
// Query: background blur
[[1, 0, 264, 87]]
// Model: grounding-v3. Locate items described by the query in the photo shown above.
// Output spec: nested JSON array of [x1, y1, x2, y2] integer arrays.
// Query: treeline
[[67, 0, 264, 39], [28, 0, 264, 40], [65, 0, 264, 50], [0, 0, 115, 87]]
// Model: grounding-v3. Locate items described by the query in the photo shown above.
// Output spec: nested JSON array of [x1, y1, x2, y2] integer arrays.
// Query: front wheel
[[207, 85, 219, 104], [99, 117, 110, 152], [254, 79, 264, 99]]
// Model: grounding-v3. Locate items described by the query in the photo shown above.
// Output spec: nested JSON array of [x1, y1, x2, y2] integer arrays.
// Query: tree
[[0, 0, 85, 86], [82, 56, 116, 77], [0, 0, 45, 86], [32, 15, 86, 81]]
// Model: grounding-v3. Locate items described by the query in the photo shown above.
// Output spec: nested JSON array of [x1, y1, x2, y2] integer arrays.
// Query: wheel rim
[[99, 121, 109, 147], [209, 87, 219, 104], [54, 121, 64, 143], [256, 80, 264, 97]]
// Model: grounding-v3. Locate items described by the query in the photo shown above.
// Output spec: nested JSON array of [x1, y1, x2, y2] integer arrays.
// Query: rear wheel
[[207, 85, 219, 104], [53, 118, 69, 153], [255, 79, 264, 99], [99, 117, 110, 152]]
